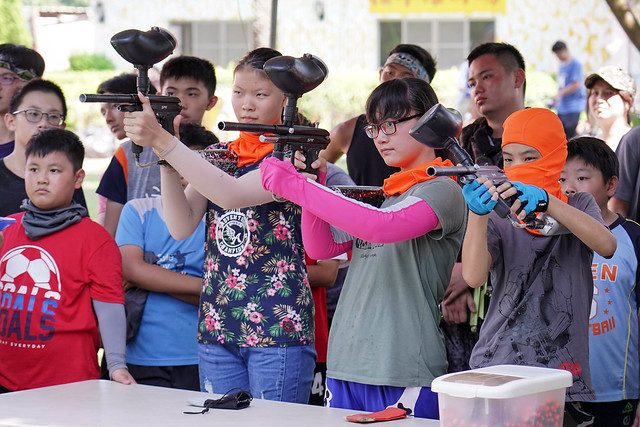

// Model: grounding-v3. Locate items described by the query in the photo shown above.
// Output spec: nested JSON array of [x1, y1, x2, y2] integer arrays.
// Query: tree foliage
[[0, 0, 33, 46]]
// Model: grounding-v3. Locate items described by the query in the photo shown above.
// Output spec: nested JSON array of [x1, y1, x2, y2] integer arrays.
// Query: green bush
[[69, 53, 115, 71]]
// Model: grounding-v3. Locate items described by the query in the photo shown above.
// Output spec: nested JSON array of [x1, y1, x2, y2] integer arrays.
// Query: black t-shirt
[[0, 159, 87, 217]]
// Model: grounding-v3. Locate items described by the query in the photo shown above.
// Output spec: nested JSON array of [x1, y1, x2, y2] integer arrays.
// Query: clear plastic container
[[431, 365, 572, 427]]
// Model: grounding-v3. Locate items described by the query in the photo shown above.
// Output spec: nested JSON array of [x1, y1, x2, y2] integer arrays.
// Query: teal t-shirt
[[327, 177, 466, 387]]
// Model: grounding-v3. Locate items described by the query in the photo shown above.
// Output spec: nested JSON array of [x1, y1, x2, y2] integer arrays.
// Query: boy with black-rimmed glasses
[[0, 79, 86, 216]]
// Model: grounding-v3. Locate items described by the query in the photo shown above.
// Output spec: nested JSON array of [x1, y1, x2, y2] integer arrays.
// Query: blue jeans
[[198, 342, 316, 403], [558, 112, 580, 139]]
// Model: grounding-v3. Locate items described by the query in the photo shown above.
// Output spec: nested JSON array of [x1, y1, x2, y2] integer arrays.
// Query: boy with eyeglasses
[[0, 79, 86, 216], [0, 44, 45, 158]]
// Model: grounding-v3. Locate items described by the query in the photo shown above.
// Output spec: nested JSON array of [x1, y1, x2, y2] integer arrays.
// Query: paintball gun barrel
[[218, 53, 330, 174], [217, 121, 330, 173], [426, 164, 508, 186], [80, 93, 181, 136], [79, 27, 180, 166]]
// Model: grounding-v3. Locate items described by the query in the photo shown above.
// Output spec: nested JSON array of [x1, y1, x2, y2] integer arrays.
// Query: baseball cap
[[585, 66, 636, 98]]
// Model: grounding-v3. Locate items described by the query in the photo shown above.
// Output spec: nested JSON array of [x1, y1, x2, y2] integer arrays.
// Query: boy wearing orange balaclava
[[460, 108, 616, 416]]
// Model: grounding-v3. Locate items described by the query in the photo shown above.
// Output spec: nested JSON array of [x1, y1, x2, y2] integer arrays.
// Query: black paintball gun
[[410, 104, 567, 235], [79, 27, 182, 167], [218, 54, 330, 175]]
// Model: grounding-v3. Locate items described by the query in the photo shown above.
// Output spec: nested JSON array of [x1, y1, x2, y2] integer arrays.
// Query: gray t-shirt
[[470, 192, 602, 401], [327, 177, 466, 387], [615, 127, 640, 222]]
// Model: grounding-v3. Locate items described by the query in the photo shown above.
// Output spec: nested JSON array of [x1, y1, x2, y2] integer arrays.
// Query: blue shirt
[[589, 215, 640, 401], [556, 58, 586, 114], [116, 197, 204, 366]]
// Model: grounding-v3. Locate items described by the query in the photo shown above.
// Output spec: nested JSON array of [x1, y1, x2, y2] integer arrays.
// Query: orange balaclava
[[501, 108, 568, 204]]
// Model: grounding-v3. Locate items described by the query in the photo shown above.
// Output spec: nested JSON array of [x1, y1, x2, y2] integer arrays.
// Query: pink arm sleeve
[[301, 209, 353, 260], [261, 158, 440, 245]]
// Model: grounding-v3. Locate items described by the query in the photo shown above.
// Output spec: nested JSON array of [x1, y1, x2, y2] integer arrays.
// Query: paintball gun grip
[[118, 104, 144, 155]]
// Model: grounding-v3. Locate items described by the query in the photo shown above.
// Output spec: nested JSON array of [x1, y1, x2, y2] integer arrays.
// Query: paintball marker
[[410, 104, 567, 235], [79, 27, 182, 167], [218, 54, 330, 175]]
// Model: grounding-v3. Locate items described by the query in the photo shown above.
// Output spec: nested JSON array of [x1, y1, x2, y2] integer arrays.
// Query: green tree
[[0, 0, 32, 46]]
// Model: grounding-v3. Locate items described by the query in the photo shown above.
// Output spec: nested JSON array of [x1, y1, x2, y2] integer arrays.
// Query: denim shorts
[[198, 342, 317, 404]]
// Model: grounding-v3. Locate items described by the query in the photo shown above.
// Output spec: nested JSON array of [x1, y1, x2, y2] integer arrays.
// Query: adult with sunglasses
[[260, 78, 466, 419], [0, 79, 86, 217], [0, 44, 45, 159]]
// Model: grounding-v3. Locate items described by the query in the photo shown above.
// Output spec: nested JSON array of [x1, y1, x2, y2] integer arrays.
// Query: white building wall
[[86, 0, 639, 77]]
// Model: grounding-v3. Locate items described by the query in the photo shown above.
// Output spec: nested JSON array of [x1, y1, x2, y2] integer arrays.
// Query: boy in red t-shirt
[[0, 128, 134, 391]]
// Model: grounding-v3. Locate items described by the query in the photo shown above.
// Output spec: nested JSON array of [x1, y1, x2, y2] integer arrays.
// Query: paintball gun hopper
[[264, 54, 328, 96], [79, 27, 181, 165], [110, 27, 176, 66]]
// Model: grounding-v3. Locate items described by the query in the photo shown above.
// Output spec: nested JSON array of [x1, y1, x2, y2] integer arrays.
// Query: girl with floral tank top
[[122, 48, 315, 403]]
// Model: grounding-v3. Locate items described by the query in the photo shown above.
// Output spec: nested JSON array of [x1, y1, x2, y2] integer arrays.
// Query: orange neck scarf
[[228, 132, 274, 167], [383, 158, 455, 196]]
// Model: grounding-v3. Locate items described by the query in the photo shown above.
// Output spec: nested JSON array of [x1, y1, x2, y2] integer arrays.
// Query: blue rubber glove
[[511, 181, 549, 215], [462, 179, 498, 215]]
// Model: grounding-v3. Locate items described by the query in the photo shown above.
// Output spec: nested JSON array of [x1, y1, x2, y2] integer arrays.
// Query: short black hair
[[366, 77, 438, 125], [551, 41, 567, 53], [25, 128, 84, 172], [566, 136, 618, 184], [10, 79, 67, 119], [467, 42, 526, 96], [178, 123, 218, 150], [0, 44, 45, 79], [160, 56, 217, 97], [98, 72, 156, 95], [388, 44, 437, 82]]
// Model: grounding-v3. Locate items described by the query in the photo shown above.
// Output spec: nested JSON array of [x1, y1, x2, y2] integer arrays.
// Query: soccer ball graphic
[[0, 246, 61, 300]]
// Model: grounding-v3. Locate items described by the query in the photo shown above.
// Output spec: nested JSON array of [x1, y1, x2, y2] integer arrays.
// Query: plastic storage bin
[[431, 364, 572, 427]]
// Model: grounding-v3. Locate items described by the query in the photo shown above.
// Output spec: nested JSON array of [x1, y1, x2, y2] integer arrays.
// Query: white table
[[0, 380, 440, 426]]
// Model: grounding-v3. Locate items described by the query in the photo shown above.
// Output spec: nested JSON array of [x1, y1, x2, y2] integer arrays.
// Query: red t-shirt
[[305, 254, 328, 363], [0, 214, 124, 391]]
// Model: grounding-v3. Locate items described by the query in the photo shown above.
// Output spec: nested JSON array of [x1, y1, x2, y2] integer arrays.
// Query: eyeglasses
[[364, 114, 421, 138], [0, 73, 24, 86], [12, 109, 65, 126]]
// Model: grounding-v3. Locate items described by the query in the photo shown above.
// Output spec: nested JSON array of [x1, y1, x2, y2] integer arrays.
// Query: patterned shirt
[[198, 143, 314, 348]]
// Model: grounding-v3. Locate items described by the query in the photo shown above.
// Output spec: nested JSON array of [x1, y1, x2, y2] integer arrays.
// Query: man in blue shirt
[[551, 40, 586, 139]]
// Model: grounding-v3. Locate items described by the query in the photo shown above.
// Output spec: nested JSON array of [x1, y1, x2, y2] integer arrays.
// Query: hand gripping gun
[[409, 104, 567, 235], [218, 54, 330, 175], [79, 27, 182, 167]]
